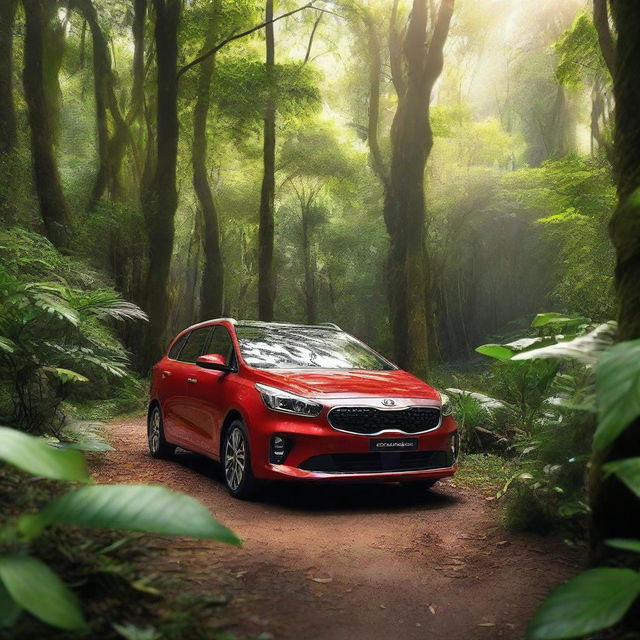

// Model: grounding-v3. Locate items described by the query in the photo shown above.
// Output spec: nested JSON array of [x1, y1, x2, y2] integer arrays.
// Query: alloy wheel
[[225, 427, 246, 491], [149, 408, 161, 454]]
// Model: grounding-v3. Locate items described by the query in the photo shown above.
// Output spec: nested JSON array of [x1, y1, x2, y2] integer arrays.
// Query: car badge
[[382, 399, 396, 407]]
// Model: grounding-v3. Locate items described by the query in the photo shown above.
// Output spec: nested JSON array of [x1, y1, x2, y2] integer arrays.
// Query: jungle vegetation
[[0, 0, 640, 638]]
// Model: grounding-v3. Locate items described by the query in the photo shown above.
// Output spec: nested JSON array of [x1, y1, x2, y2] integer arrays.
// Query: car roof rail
[[319, 322, 341, 330]]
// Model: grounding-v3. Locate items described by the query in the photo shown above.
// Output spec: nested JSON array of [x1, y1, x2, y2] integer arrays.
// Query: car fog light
[[270, 435, 291, 464]]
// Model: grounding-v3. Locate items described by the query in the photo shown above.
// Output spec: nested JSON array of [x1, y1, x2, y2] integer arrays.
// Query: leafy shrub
[[0, 426, 240, 633], [0, 227, 147, 435]]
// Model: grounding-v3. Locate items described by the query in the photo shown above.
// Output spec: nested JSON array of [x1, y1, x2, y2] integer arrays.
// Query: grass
[[454, 453, 519, 496]]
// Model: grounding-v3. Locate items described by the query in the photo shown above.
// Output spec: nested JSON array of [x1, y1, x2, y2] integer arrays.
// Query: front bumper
[[246, 399, 458, 482]]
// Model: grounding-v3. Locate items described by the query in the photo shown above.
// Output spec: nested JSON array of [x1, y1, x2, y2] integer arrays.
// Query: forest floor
[[92, 418, 584, 640]]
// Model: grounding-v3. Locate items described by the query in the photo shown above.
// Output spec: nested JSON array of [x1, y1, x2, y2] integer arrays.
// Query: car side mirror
[[196, 354, 232, 372]]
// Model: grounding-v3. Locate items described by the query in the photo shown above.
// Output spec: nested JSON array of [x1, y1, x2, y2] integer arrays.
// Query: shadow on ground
[[168, 448, 460, 514]]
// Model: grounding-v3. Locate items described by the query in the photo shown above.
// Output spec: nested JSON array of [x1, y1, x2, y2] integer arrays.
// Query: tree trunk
[[0, 0, 17, 156], [0, 0, 17, 219], [258, 0, 276, 320], [301, 202, 316, 324], [141, 0, 181, 369], [383, 0, 454, 375], [589, 0, 640, 568], [22, 0, 71, 249], [193, 0, 224, 320]]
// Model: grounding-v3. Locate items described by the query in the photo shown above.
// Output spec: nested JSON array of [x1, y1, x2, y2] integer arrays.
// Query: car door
[[156, 331, 189, 443], [168, 326, 212, 449], [185, 324, 237, 457]]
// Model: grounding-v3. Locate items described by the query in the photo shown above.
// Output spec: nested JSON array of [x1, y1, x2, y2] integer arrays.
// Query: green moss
[[455, 453, 519, 495]]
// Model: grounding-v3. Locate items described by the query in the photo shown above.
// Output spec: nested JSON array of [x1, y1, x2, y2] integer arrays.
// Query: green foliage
[[0, 426, 240, 632], [527, 568, 640, 639], [594, 339, 640, 451], [0, 228, 147, 434], [553, 12, 607, 87], [0, 426, 88, 482]]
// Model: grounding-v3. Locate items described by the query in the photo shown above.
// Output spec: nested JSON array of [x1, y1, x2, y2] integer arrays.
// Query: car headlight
[[255, 383, 322, 417], [439, 392, 453, 417]]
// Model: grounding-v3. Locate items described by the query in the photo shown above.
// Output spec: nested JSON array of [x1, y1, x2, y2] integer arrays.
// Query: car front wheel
[[223, 421, 259, 500]]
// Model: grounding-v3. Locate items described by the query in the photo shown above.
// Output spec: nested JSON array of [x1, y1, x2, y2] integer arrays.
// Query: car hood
[[252, 368, 440, 400]]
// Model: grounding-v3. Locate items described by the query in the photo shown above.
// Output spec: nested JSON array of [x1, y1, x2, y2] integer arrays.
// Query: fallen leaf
[[478, 622, 496, 627], [496, 540, 510, 547], [428, 605, 436, 615], [310, 577, 332, 583], [379, 604, 386, 609]]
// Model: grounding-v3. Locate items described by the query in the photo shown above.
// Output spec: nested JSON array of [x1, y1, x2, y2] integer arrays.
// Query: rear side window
[[168, 333, 188, 360], [206, 326, 235, 367], [177, 327, 211, 363]]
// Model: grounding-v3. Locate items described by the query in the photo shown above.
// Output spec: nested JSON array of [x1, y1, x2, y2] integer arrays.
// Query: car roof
[[181, 318, 342, 333]]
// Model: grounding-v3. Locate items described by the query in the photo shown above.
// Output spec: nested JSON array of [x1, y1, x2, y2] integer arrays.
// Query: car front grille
[[327, 406, 441, 435], [299, 450, 453, 474]]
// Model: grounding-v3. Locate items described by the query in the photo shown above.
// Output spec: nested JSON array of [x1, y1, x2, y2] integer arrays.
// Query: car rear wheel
[[147, 405, 175, 459], [223, 421, 259, 500]]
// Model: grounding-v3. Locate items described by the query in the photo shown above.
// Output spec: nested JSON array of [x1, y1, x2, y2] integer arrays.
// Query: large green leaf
[[513, 322, 616, 366], [594, 340, 640, 451], [20, 485, 240, 545], [0, 554, 86, 630], [43, 367, 90, 384], [606, 539, 640, 553], [531, 312, 573, 328], [603, 457, 640, 499], [527, 568, 640, 639], [0, 580, 22, 628], [0, 426, 89, 482], [475, 344, 514, 361]]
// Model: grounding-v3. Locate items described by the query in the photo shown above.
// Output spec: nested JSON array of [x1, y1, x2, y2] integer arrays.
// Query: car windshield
[[235, 325, 396, 370]]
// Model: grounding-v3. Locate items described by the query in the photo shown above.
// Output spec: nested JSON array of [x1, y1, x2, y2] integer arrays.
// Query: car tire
[[147, 405, 175, 459], [223, 420, 259, 500]]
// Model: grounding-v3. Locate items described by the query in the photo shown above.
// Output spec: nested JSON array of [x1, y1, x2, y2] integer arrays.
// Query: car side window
[[177, 327, 211, 363], [167, 333, 189, 360], [206, 326, 235, 367]]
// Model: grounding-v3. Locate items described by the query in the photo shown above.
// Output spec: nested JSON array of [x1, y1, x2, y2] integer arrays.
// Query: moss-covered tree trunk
[[193, 0, 224, 320], [589, 0, 640, 566], [141, 0, 181, 369], [0, 0, 17, 218], [384, 0, 453, 375], [258, 0, 276, 321], [0, 0, 17, 157], [22, 0, 71, 250]]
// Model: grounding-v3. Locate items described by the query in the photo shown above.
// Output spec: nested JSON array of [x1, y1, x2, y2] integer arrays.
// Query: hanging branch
[[177, 1, 320, 80]]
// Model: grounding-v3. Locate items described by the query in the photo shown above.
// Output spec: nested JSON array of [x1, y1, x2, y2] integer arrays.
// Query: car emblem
[[382, 399, 396, 407]]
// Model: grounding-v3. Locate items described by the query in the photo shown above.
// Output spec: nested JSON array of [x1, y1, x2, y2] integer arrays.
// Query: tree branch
[[424, 0, 454, 85], [388, 0, 406, 96], [177, 1, 319, 80], [303, 13, 322, 65], [593, 0, 616, 78]]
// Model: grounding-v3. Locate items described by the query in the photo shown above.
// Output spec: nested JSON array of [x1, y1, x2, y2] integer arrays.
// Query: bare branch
[[177, 1, 319, 80], [303, 13, 322, 65]]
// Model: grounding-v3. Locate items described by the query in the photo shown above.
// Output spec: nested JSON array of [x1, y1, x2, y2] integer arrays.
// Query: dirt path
[[93, 419, 582, 640]]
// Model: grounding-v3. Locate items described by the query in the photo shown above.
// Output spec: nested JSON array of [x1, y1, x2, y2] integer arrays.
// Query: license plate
[[369, 438, 418, 451]]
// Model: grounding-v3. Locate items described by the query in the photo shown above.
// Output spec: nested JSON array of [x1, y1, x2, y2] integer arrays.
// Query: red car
[[148, 319, 458, 499]]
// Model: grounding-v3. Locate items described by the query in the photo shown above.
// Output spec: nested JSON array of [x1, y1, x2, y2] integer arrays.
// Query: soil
[[92, 418, 584, 640]]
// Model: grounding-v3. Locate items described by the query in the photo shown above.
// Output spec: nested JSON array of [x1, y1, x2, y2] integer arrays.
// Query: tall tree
[[590, 0, 640, 563], [192, 0, 224, 320], [362, 0, 454, 375], [22, 0, 71, 249], [0, 0, 18, 218], [142, 0, 181, 368], [0, 0, 17, 157], [257, 0, 277, 320]]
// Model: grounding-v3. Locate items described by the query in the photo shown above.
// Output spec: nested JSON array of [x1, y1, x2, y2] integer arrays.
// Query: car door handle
[[187, 377, 198, 384], [161, 370, 172, 378]]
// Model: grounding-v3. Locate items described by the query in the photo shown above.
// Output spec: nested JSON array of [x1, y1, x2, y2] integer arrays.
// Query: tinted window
[[206, 326, 235, 367], [168, 333, 189, 359], [177, 327, 211, 363], [235, 326, 395, 370]]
